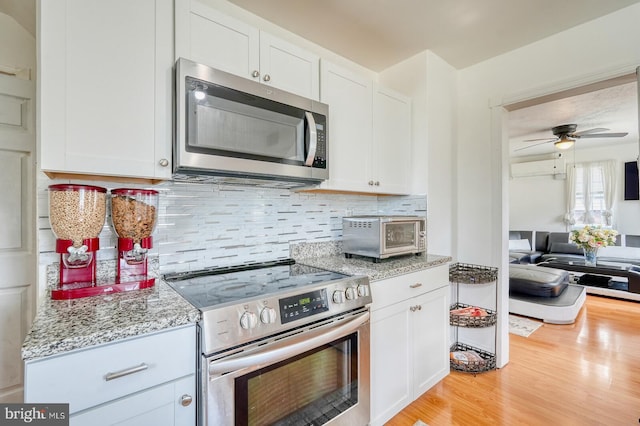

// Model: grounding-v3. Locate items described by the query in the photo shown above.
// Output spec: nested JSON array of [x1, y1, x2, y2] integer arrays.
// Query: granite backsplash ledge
[[291, 241, 451, 281]]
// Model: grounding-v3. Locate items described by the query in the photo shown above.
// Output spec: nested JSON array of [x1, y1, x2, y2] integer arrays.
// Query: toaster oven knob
[[357, 284, 370, 298], [345, 287, 357, 300], [240, 311, 258, 329], [260, 307, 277, 324], [332, 290, 345, 304]]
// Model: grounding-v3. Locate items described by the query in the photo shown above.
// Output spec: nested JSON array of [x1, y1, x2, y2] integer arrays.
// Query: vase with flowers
[[569, 226, 618, 266]]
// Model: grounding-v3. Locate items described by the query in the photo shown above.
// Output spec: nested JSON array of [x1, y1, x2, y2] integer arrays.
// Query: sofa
[[508, 230, 640, 323], [509, 230, 640, 266]]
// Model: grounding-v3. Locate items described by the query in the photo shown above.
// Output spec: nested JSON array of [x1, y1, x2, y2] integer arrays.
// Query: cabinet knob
[[252, 70, 260, 78], [368, 180, 374, 186], [180, 394, 193, 407], [374, 181, 380, 186], [158, 158, 169, 167], [263, 74, 271, 82]]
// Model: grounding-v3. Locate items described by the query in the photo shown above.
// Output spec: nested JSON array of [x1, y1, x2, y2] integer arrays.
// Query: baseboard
[[0, 385, 24, 403]]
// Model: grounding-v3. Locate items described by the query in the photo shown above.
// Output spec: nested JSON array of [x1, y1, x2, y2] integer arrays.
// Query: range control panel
[[200, 274, 371, 355], [279, 289, 329, 324]]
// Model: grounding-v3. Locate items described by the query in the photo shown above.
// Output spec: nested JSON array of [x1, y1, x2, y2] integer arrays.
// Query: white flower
[[570, 226, 618, 250]]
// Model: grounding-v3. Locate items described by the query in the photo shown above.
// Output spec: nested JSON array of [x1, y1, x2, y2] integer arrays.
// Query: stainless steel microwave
[[174, 58, 329, 185], [342, 216, 426, 262]]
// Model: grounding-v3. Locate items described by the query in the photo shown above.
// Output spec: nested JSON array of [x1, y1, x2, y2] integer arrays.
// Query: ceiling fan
[[516, 124, 628, 152]]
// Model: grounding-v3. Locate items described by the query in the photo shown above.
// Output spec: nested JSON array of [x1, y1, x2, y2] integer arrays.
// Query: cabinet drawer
[[371, 265, 448, 311], [25, 325, 195, 414], [70, 375, 195, 426]]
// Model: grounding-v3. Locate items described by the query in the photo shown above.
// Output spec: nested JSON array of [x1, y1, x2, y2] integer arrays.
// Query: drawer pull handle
[[104, 363, 148, 381], [410, 283, 422, 288]]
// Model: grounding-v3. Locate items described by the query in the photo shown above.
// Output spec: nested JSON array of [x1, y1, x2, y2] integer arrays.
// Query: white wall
[[0, 12, 35, 72], [457, 2, 640, 367], [510, 143, 640, 234]]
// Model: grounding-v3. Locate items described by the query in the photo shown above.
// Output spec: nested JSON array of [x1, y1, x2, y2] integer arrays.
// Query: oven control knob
[[357, 284, 370, 298], [332, 290, 345, 304], [260, 307, 277, 324], [345, 287, 357, 300], [240, 311, 258, 329]]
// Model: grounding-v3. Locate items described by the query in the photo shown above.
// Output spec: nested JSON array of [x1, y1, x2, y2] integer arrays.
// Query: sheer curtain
[[564, 165, 576, 227], [601, 160, 616, 225], [565, 160, 616, 228]]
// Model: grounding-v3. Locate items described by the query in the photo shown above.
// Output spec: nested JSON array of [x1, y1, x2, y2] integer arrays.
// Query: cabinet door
[[39, 0, 173, 180], [319, 61, 373, 193], [412, 286, 450, 397], [372, 84, 412, 194], [370, 300, 412, 426], [259, 32, 320, 100], [70, 375, 195, 426], [175, 0, 259, 80]]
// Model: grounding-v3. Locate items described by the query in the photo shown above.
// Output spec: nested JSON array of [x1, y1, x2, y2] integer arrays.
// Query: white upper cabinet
[[175, 0, 320, 100], [372, 84, 412, 194], [319, 61, 373, 193], [39, 0, 174, 181], [319, 61, 412, 194]]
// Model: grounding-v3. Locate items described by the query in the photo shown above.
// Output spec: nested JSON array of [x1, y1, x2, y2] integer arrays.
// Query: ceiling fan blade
[[572, 127, 609, 136], [577, 132, 629, 138], [522, 137, 557, 142], [514, 139, 557, 152]]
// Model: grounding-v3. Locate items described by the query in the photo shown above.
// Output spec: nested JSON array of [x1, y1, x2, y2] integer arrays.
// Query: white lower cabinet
[[70, 375, 194, 426], [24, 325, 195, 426], [370, 266, 449, 426]]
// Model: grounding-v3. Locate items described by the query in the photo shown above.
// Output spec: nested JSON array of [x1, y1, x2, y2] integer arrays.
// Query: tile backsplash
[[38, 175, 426, 288]]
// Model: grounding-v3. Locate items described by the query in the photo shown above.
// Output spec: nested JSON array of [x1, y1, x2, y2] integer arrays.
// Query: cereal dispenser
[[110, 188, 159, 284], [48, 184, 107, 293]]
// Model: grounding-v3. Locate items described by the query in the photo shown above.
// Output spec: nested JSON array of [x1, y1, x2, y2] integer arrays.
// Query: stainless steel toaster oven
[[342, 216, 426, 262]]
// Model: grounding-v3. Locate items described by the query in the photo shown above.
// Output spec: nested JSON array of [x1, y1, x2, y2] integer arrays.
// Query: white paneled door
[[0, 74, 35, 403]]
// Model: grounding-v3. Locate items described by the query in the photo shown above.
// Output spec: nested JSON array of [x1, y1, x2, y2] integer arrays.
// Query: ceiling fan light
[[554, 136, 574, 150]]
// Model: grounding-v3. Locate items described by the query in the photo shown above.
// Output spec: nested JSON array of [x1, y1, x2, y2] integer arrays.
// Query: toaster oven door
[[381, 221, 421, 254]]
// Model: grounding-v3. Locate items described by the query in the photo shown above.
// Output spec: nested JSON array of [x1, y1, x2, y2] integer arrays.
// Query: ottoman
[[510, 264, 568, 297], [509, 264, 586, 324]]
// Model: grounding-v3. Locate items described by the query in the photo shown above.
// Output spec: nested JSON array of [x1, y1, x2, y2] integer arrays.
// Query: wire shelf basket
[[449, 262, 498, 284], [449, 342, 496, 373], [449, 303, 497, 327]]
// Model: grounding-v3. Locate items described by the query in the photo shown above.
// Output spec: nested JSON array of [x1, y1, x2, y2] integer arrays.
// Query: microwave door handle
[[208, 312, 369, 375], [304, 111, 317, 166]]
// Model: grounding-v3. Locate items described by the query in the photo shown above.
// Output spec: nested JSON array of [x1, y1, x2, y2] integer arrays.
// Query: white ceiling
[[227, 0, 640, 71], [508, 80, 638, 158]]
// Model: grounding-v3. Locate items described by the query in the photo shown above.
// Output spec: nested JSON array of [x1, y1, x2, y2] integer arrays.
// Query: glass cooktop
[[164, 259, 349, 309]]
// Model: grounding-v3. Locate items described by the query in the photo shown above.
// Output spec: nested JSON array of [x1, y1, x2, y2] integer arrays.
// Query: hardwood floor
[[386, 295, 640, 425]]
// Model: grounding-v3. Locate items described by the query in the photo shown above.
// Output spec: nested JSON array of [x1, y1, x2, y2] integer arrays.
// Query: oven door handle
[[208, 312, 369, 375]]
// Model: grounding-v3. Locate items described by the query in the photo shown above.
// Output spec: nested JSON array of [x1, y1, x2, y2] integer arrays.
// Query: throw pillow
[[509, 238, 531, 251]]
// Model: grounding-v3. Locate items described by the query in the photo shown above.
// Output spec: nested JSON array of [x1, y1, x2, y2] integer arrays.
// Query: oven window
[[235, 334, 358, 425], [384, 223, 416, 249]]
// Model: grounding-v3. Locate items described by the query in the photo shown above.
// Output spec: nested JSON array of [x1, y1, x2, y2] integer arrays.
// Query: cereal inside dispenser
[[48, 184, 107, 290], [110, 188, 159, 282]]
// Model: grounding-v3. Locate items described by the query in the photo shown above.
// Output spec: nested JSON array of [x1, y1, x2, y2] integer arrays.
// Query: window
[[565, 161, 616, 227]]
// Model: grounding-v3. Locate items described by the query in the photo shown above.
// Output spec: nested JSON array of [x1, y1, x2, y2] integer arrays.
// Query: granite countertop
[[297, 252, 452, 281], [22, 279, 200, 361]]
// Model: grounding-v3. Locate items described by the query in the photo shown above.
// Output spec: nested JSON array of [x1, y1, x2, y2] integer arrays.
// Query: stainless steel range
[[164, 259, 371, 426]]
